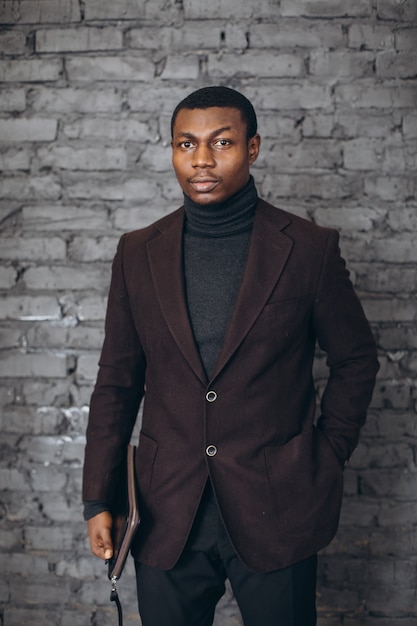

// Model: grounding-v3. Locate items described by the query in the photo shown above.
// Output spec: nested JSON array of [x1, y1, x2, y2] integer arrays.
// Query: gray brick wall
[[0, 1, 416, 624]]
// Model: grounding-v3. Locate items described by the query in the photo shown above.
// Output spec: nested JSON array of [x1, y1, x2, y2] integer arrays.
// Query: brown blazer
[[83, 199, 379, 572]]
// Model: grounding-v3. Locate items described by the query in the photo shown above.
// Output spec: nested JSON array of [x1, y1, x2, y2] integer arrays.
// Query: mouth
[[188, 177, 219, 193]]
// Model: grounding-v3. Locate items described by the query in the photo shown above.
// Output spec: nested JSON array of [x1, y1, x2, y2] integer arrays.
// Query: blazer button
[[206, 445, 217, 457], [206, 390, 217, 402]]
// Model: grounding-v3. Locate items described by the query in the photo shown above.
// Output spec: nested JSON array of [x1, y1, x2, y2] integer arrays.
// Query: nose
[[192, 144, 215, 168]]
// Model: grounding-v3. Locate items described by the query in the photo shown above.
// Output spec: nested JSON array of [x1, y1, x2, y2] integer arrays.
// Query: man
[[83, 86, 379, 625]]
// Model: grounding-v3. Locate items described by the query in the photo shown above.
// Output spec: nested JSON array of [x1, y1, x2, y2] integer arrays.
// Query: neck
[[183, 176, 258, 237]]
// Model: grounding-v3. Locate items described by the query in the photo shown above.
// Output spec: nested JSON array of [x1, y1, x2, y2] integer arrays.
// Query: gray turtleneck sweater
[[183, 176, 258, 377]]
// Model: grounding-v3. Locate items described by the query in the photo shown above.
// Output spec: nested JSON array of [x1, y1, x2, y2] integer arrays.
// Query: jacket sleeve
[[82, 234, 146, 504], [313, 229, 379, 465]]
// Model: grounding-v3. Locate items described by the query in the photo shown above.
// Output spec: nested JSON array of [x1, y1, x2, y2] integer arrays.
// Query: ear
[[248, 134, 261, 165]]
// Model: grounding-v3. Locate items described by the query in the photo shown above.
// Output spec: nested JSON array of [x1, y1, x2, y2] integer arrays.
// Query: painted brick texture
[[0, 1, 416, 625]]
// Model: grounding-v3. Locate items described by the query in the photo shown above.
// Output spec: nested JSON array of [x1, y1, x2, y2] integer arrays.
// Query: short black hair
[[170, 86, 258, 139]]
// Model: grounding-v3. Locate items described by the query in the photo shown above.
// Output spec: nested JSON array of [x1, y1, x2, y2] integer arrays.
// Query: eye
[[179, 140, 193, 149], [214, 138, 231, 147]]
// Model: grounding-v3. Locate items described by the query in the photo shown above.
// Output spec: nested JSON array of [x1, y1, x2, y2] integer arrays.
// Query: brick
[[128, 84, 193, 113], [0, 527, 22, 551], [1, 0, 81, 24], [348, 24, 394, 50], [55, 555, 104, 578], [22, 205, 111, 232], [367, 586, 417, 614], [280, 0, 372, 17], [29, 466, 67, 491], [76, 353, 100, 381], [0, 29, 27, 54], [343, 138, 384, 170], [383, 143, 417, 173], [209, 51, 304, 79], [333, 112, 396, 138], [128, 23, 222, 50], [0, 237, 65, 261], [314, 207, 384, 232], [302, 114, 335, 138], [30, 87, 123, 113], [349, 441, 414, 469], [0, 327, 23, 349], [3, 607, 67, 626], [250, 22, 343, 49], [0, 295, 61, 320], [377, 0, 417, 21], [319, 557, 396, 586], [338, 499, 381, 527], [36, 27, 123, 53], [261, 172, 362, 200], [379, 324, 417, 349], [21, 380, 72, 407], [184, 0, 279, 19], [3, 554, 51, 577], [0, 58, 62, 82], [10, 576, 73, 606], [388, 206, 417, 231], [310, 50, 375, 78], [24, 265, 110, 291], [66, 176, 158, 201], [66, 55, 154, 82], [403, 112, 417, 137], [139, 143, 173, 172], [344, 620, 417, 626], [19, 434, 68, 464], [258, 139, 342, 171], [68, 236, 118, 262], [257, 113, 302, 141], [246, 84, 333, 110], [0, 468, 29, 491], [0, 118, 57, 142], [0, 88, 26, 111], [37, 146, 127, 171], [378, 502, 417, 527], [364, 410, 417, 439], [0, 352, 67, 378], [395, 28, 417, 51], [63, 117, 158, 142], [223, 23, 252, 50], [84, 0, 147, 20], [0, 405, 63, 435], [335, 83, 417, 109], [362, 297, 416, 323], [160, 54, 200, 80], [114, 205, 175, 231], [364, 176, 414, 201], [0, 175, 61, 200], [355, 263, 417, 294], [26, 324, 104, 350], [371, 381, 412, 411], [377, 50, 417, 79], [0, 147, 30, 170], [60, 294, 107, 321]]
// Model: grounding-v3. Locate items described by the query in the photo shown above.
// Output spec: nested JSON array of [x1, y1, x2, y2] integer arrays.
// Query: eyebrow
[[175, 126, 233, 141]]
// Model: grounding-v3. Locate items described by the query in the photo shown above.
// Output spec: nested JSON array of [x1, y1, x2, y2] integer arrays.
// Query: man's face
[[171, 106, 260, 205]]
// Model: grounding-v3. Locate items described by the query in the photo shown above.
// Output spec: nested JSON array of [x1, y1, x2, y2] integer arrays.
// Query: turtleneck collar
[[183, 175, 258, 237]]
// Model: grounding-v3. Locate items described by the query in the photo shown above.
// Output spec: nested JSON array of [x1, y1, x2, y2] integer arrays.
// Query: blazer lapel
[[211, 200, 293, 380], [146, 208, 208, 385]]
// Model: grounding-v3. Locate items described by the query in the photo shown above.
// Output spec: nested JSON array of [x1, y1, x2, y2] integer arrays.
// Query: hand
[[87, 511, 113, 561]]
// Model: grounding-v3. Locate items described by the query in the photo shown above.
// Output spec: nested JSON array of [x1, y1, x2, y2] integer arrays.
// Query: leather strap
[[110, 579, 123, 626]]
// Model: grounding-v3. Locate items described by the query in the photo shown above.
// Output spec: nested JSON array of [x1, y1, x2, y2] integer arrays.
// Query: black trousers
[[135, 485, 317, 626]]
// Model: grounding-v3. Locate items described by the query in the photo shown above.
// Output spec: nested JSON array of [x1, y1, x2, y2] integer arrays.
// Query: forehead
[[173, 106, 246, 136]]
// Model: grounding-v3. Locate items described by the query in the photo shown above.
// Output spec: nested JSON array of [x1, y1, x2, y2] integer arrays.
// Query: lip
[[189, 178, 219, 193]]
